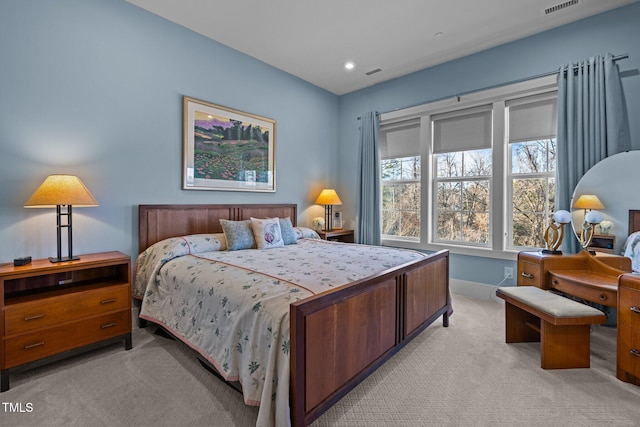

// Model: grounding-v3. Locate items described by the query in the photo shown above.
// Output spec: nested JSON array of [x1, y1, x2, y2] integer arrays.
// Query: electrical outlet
[[504, 267, 514, 279]]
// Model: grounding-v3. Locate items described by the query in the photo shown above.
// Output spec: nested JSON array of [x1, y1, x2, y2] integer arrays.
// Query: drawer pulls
[[631, 349, 640, 358], [24, 341, 45, 350], [100, 298, 117, 305], [631, 306, 640, 314], [598, 294, 607, 302], [521, 272, 535, 279], [101, 322, 118, 329], [24, 313, 45, 321]]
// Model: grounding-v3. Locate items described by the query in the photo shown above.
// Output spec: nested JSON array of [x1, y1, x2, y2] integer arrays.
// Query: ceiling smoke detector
[[544, 0, 579, 15]]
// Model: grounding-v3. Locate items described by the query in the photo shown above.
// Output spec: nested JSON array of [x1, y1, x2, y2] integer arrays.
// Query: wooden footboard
[[290, 249, 450, 427]]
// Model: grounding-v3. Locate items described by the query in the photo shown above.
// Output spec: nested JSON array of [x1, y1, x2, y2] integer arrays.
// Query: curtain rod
[[357, 53, 629, 120]]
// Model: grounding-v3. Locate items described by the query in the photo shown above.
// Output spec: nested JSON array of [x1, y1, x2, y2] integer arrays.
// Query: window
[[378, 75, 558, 256], [380, 119, 420, 240], [432, 106, 493, 246], [509, 139, 556, 248], [506, 93, 558, 250], [381, 156, 421, 238]]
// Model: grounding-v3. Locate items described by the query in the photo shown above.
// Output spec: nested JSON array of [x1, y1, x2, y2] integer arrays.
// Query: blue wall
[[1, 0, 639, 288], [337, 2, 640, 287], [0, 0, 339, 261]]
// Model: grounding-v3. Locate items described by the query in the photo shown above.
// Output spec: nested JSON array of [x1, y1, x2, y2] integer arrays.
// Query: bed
[[134, 204, 451, 427], [622, 209, 640, 272]]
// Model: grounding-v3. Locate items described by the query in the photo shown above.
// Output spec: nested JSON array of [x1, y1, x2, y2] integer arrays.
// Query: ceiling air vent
[[544, 0, 579, 15], [365, 68, 382, 76]]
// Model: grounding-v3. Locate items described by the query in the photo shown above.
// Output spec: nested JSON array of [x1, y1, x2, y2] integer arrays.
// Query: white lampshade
[[553, 210, 572, 224], [585, 210, 604, 224]]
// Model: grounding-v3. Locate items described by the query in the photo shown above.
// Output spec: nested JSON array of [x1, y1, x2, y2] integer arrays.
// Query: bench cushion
[[497, 286, 605, 318]]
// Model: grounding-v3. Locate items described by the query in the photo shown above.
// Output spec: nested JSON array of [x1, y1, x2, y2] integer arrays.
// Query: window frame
[[378, 75, 558, 260], [381, 156, 422, 241]]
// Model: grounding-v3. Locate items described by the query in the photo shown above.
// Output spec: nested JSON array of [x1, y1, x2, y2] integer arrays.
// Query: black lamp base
[[49, 255, 80, 263], [541, 249, 562, 255]]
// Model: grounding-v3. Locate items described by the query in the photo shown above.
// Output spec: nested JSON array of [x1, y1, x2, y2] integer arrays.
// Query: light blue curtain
[[357, 112, 381, 245], [557, 53, 631, 252]]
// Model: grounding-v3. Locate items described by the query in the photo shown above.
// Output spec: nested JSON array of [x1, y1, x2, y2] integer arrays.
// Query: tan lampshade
[[315, 189, 342, 205], [25, 175, 99, 208], [573, 194, 604, 210]]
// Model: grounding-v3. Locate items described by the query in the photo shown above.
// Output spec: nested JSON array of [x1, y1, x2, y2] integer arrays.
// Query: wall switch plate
[[504, 267, 514, 279]]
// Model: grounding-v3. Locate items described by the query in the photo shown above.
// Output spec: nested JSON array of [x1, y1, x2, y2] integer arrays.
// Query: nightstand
[[588, 234, 616, 254], [318, 229, 355, 243], [0, 251, 132, 392]]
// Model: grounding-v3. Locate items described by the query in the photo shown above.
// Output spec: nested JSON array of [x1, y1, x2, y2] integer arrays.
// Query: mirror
[[571, 150, 640, 254]]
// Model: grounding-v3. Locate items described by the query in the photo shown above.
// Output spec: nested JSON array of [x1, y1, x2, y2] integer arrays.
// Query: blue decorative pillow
[[250, 217, 284, 249], [279, 217, 297, 245], [220, 219, 256, 251]]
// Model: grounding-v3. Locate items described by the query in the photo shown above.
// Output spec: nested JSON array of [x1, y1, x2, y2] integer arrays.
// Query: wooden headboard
[[138, 204, 297, 253], [630, 210, 640, 235]]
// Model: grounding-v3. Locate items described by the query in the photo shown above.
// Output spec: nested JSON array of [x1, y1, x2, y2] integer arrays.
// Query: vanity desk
[[517, 250, 632, 308]]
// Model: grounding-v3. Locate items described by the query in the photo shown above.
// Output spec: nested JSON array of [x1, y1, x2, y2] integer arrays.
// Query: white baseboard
[[450, 278, 503, 303]]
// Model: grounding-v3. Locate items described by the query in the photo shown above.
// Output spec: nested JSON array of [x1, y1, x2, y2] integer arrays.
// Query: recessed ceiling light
[[344, 61, 355, 70]]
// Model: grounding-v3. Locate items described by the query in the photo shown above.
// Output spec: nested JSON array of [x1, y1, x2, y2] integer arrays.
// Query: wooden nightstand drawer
[[4, 310, 130, 368], [618, 286, 640, 327], [617, 325, 640, 379], [517, 260, 543, 288], [5, 283, 130, 335]]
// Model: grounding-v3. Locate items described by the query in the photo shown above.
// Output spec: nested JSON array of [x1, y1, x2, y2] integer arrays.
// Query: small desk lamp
[[573, 194, 605, 253], [315, 189, 342, 231], [542, 210, 571, 254], [25, 175, 99, 263], [573, 194, 604, 216]]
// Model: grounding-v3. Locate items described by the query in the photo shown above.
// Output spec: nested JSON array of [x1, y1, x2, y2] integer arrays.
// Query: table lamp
[[542, 210, 571, 254], [573, 194, 604, 216], [24, 174, 99, 263], [573, 194, 605, 253], [578, 210, 604, 253], [315, 189, 342, 231]]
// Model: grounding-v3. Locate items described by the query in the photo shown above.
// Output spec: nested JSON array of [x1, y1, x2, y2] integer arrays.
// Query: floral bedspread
[[135, 236, 426, 427], [623, 231, 640, 272]]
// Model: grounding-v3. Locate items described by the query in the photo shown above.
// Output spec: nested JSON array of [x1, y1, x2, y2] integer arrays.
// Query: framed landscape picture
[[183, 96, 276, 192]]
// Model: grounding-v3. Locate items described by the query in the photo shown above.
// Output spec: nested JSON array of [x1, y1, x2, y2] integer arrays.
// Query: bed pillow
[[220, 219, 256, 251], [250, 217, 285, 249], [183, 233, 227, 253], [279, 217, 297, 245], [294, 226, 321, 240], [623, 231, 640, 272]]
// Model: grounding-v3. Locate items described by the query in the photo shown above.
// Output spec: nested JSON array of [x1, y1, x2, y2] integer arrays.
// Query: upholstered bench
[[495, 286, 606, 369]]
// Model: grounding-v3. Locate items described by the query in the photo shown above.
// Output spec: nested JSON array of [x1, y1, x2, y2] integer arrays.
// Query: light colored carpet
[[3, 294, 639, 426]]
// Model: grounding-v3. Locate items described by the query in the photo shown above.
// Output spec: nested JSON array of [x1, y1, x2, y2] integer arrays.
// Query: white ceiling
[[126, 0, 635, 95]]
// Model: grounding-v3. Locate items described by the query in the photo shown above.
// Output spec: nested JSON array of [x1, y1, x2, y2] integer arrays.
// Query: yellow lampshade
[[25, 175, 98, 208], [573, 194, 604, 210], [315, 189, 342, 206]]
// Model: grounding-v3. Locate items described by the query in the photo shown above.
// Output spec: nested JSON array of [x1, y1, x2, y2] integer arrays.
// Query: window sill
[[381, 238, 520, 261]]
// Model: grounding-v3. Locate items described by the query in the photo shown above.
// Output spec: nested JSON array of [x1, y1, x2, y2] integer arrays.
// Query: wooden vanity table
[[517, 250, 632, 308]]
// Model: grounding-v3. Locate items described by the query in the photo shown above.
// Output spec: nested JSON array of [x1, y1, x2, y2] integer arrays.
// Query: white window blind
[[380, 118, 420, 159], [506, 92, 558, 142], [432, 105, 492, 154]]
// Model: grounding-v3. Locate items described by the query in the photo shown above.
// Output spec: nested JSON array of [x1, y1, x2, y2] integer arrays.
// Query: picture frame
[[333, 211, 343, 229], [183, 96, 276, 192]]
